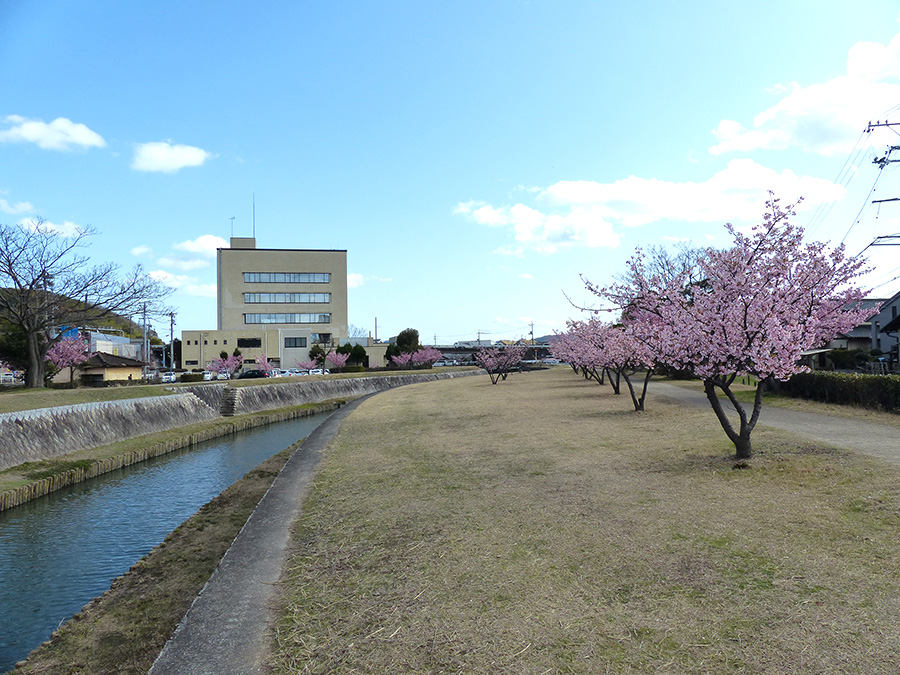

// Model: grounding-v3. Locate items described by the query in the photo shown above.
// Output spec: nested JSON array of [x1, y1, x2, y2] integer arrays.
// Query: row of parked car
[[219, 368, 333, 380], [154, 368, 333, 383]]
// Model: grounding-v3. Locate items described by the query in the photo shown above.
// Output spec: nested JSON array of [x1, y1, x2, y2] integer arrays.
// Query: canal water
[[0, 412, 331, 672]]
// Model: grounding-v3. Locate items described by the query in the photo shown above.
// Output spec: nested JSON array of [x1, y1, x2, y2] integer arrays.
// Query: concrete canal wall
[[0, 402, 343, 513], [0, 395, 219, 472], [179, 370, 478, 416], [0, 371, 479, 473]]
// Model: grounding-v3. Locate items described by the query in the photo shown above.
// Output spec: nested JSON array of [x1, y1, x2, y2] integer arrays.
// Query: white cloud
[[540, 159, 840, 225], [157, 257, 210, 271], [131, 141, 212, 173], [709, 29, 900, 157], [172, 234, 227, 257], [518, 273, 534, 280], [0, 115, 106, 151], [455, 200, 620, 255], [348, 273, 392, 288], [131, 245, 153, 257], [0, 197, 33, 215], [149, 270, 217, 297], [456, 159, 842, 254]]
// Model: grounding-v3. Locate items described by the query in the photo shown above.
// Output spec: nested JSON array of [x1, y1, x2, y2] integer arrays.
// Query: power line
[[841, 162, 885, 244], [806, 129, 871, 237]]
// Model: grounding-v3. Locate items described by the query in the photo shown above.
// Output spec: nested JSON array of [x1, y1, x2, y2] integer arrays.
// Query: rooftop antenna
[[252, 194, 256, 238], [229, 216, 235, 237]]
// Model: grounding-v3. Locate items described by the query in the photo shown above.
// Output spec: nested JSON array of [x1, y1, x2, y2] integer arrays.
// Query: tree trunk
[[703, 378, 759, 459], [25, 330, 46, 388]]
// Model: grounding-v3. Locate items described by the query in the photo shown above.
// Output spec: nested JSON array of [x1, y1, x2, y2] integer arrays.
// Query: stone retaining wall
[[180, 371, 478, 417], [0, 371, 481, 473], [0, 395, 219, 472], [0, 402, 343, 513]]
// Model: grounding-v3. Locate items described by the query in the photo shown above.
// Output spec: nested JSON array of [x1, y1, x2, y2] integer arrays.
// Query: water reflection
[[0, 413, 329, 672]]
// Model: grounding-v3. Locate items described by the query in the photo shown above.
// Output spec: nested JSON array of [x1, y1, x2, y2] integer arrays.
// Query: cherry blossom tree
[[475, 345, 527, 384], [599, 324, 657, 411], [412, 346, 444, 368], [391, 352, 414, 368], [553, 319, 656, 409], [46, 332, 91, 384], [257, 351, 273, 374], [210, 353, 243, 378], [294, 358, 318, 372], [326, 352, 350, 370], [590, 195, 873, 458]]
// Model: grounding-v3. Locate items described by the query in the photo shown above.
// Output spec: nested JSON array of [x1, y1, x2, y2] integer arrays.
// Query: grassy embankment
[[270, 366, 900, 673], [0, 367, 479, 415]]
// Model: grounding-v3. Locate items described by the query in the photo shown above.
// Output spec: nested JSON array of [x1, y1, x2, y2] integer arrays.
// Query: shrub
[[181, 373, 204, 383], [784, 371, 900, 412]]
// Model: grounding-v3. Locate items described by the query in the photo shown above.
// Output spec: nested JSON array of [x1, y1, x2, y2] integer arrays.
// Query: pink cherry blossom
[[585, 194, 873, 458]]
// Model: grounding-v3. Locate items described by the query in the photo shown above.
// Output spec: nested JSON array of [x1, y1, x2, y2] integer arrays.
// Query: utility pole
[[864, 121, 900, 250], [169, 312, 175, 372], [142, 303, 148, 367], [866, 120, 900, 133]]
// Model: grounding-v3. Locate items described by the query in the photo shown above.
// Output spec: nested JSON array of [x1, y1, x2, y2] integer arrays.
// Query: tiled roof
[[81, 352, 146, 368]]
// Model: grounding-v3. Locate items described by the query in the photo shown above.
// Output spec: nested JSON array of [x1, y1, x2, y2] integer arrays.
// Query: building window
[[243, 293, 330, 304], [311, 333, 332, 344], [284, 337, 308, 348], [243, 272, 331, 284], [223, 339, 228, 345], [213, 340, 217, 345], [237, 337, 263, 348], [203, 340, 208, 345], [185, 360, 199, 366], [244, 313, 331, 324]]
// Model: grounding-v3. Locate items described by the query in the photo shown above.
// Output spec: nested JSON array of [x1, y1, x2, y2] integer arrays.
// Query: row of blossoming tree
[[391, 346, 444, 369], [553, 195, 873, 459]]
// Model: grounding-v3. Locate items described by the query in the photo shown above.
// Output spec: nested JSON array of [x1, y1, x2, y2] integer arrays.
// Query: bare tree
[[0, 220, 173, 387], [348, 324, 368, 338]]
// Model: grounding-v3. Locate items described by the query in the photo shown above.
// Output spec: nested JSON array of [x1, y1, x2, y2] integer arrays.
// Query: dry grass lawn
[[271, 367, 900, 674]]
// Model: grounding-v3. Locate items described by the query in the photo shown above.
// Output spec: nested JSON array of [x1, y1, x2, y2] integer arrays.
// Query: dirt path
[[651, 380, 900, 462]]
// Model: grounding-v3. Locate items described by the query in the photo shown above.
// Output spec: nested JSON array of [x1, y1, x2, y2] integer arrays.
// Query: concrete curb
[[147, 395, 371, 675]]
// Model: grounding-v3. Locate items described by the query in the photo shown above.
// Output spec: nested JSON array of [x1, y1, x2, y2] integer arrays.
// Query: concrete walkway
[[148, 395, 371, 675], [651, 381, 900, 463]]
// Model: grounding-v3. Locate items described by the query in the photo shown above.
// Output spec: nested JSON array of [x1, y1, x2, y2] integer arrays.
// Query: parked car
[[308, 368, 331, 375], [161, 371, 177, 383], [217, 372, 230, 380], [201, 371, 215, 381], [237, 369, 268, 379], [287, 368, 307, 376], [0, 372, 17, 384]]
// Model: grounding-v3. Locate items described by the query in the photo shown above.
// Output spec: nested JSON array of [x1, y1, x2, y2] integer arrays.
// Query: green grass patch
[[16, 459, 97, 481]]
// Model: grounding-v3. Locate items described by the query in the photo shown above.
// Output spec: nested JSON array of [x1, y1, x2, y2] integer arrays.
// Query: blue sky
[[4, 1, 900, 344]]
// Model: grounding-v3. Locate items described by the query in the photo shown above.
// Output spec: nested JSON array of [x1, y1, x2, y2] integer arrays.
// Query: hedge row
[[783, 371, 900, 412]]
